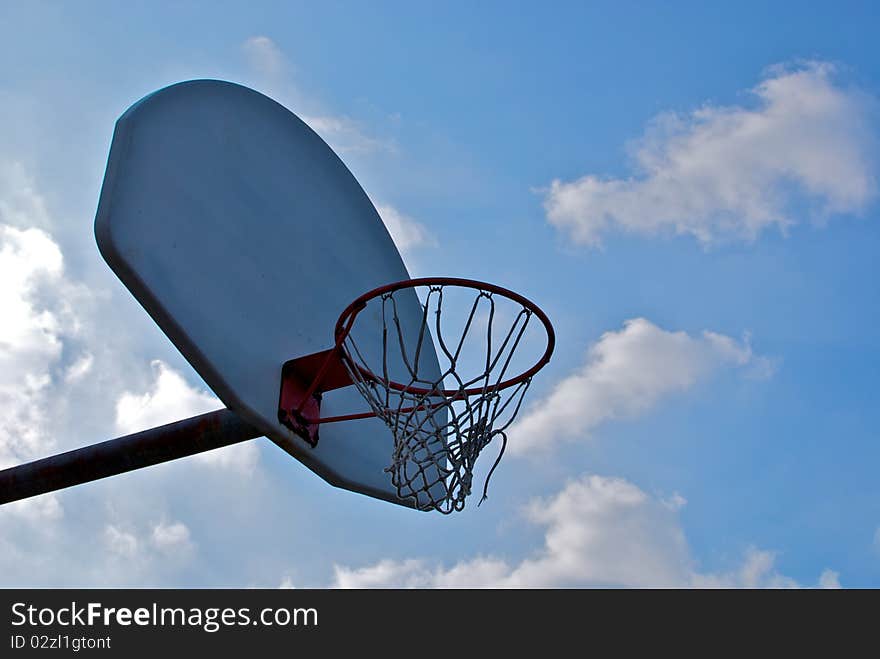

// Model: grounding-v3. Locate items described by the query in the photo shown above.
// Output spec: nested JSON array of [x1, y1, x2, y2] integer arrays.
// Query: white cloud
[[0, 165, 98, 527], [334, 474, 836, 588], [818, 569, 842, 589], [691, 547, 800, 588], [104, 520, 195, 568], [508, 476, 690, 587], [190, 440, 260, 473], [104, 524, 139, 558], [242, 36, 286, 79], [303, 114, 392, 155], [0, 226, 63, 360], [114, 360, 221, 435], [0, 224, 71, 469], [151, 521, 195, 555], [544, 62, 876, 246], [0, 493, 63, 522], [374, 203, 436, 251], [510, 318, 772, 454], [64, 352, 93, 383], [114, 360, 259, 473], [0, 161, 52, 229], [334, 557, 512, 589]]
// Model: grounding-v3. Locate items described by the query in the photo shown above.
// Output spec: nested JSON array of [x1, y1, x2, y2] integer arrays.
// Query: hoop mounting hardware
[[277, 348, 354, 446]]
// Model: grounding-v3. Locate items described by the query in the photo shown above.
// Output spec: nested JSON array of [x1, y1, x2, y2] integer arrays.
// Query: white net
[[338, 282, 545, 514]]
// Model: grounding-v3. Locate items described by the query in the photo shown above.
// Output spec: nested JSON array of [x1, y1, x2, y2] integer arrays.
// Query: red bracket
[[277, 348, 354, 447]]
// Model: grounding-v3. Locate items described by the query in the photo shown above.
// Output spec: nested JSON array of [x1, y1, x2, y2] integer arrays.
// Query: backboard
[[94, 79, 443, 509]]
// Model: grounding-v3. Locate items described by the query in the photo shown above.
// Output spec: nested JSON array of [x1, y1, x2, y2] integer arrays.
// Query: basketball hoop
[[278, 278, 555, 513], [345, 278, 556, 512]]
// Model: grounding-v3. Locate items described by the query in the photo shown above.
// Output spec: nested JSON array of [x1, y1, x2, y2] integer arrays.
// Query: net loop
[[335, 278, 554, 514]]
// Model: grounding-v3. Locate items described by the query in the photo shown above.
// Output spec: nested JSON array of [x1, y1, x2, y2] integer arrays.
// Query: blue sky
[[1, 1, 879, 587]]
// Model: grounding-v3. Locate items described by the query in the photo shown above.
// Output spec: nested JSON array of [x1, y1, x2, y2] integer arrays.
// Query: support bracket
[[277, 348, 354, 447]]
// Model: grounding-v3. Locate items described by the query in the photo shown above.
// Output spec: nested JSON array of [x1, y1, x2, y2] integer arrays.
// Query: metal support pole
[[0, 408, 262, 505]]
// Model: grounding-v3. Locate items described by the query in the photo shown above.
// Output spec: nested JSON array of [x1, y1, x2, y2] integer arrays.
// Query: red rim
[[333, 277, 555, 398]]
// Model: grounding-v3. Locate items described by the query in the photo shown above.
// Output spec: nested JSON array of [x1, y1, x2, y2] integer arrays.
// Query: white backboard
[[95, 79, 442, 509]]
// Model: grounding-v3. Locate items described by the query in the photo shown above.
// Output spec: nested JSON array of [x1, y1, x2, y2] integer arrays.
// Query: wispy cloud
[[374, 202, 436, 251], [103, 519, 196, 576], [241, 35, 286, 79], [239, 36, 432, 257], [240, 35, 394, 155], [510, 318, 772, 454], [303, 114, 395, 155], [544, 62, 876, 246]]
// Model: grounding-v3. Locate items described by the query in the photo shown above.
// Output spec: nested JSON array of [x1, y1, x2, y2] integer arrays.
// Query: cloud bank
[[333, 474, 838, 588], [0, 162, 261, 584]]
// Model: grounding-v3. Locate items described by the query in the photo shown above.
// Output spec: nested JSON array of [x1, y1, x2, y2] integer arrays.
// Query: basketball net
[[338, 281, 549, 514]]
